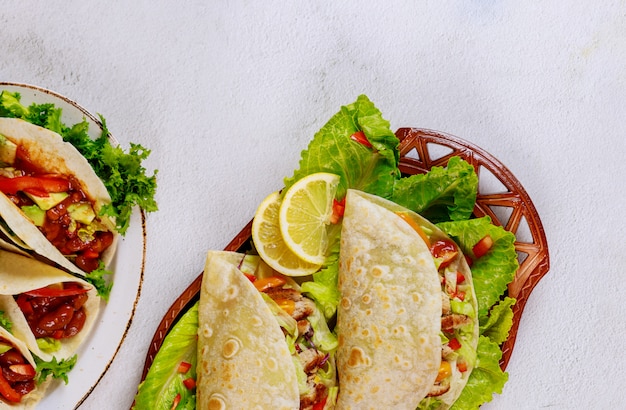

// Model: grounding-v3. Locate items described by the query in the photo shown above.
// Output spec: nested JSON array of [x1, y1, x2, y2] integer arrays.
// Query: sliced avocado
[[67, 202, 96, 225], [25, 191, 69, 211], [21, 205, 46, 226], [0, 133, 17, 166], [0, 342, 12, 355]]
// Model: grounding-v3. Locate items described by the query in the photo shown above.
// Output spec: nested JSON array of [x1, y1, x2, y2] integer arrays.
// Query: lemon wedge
[[279, 172, 340, 265], [251, 191, 321, 277]]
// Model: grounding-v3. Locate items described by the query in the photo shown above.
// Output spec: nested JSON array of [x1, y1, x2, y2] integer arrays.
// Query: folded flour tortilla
[[0, 325, 50, 408], [336, 190, 479, 409], [0, 118, 118, 275], [0, 249, 100, 362], [196, 251, 300, 410], [335, 189, 443, 409]]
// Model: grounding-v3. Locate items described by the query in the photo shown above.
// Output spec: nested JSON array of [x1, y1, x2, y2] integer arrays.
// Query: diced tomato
[[243, 273, 257, 283], [312, 395, 328, 410], [253, 276, 286, 292], [0, 371, 21, 403], [349, 130, 372, 148], [447, 338, 462, 350], [330, 198, 346, 224], [472, 234, 493, 258], [177, 361, 192, 374], [454, 291, 466, 301], [9, 364, 36, 377], [457, 361, 468, 373], [456, 271, 465, 284], [182, 377, 196, 390], [52, 330, 64, 339], [0, 175, 70, 195], [24, 285, 89, 298], [170, 393, 181, 410], [430, 239, 458, 269]]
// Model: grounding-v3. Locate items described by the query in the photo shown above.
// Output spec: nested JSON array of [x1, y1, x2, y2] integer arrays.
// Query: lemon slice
[[279, 172, 341, 265], [252, 191, 321, 277]]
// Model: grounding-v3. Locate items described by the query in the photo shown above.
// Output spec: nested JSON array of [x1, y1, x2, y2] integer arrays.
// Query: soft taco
[[0, 249, 100, 362], [0, 117, 118, 275], [196, 250, 338, 410], [0, 325, 49, 408], [336, 190, 479, 409]]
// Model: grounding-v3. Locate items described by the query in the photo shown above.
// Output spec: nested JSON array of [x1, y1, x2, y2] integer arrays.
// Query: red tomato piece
[[330, 198, 346, 224], [430, 239, 458, 269], [0, 175, 70, 195], [447, 338, 462, 350], [457, 361, 468, 372], [472, 234, 494, 258], [312, 395, 328, 410], [177, 361, 192, 373], [170, 393, 181, 410], [0, 371, 22, 403], [456, 271, 466, 284], [182, 377, 196, 390], [349, 130, 372, 148]]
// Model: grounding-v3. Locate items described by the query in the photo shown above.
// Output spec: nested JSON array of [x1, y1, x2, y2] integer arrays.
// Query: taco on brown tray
[[196, 250, 338, 410], [335, 190, 479, 410]]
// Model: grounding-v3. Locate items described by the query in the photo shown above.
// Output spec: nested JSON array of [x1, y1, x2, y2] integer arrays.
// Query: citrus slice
[[251, 191, 321, 277], [279, 172, 341, 265]]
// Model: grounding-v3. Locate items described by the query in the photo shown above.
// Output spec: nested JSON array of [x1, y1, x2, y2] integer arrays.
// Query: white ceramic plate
[[0, 82, 146, 409]]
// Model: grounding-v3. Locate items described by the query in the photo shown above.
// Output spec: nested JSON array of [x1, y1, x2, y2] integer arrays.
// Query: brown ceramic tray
[[141, 128, 550, 380]]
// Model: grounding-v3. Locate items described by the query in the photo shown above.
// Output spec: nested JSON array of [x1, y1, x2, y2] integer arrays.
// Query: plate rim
[[140, 127, 550, 380], [0, 81, 147, 408]]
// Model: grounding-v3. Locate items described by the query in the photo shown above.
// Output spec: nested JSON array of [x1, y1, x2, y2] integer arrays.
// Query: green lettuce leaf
[[35, 354, 77, 385], [392, 156, 478, 222], [85, 261, 114, 301], [0, 91, 30, 118], [283, 94, 400, 200], [451, 336, 509, 410], [437, 217, 518, 321], [133, 302, 198, 410], [480, 297, 516, 345], [301, 226, 341, 320]]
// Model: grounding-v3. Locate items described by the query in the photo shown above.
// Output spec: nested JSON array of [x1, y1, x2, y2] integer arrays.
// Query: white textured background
[[2, 1, 626, 409]]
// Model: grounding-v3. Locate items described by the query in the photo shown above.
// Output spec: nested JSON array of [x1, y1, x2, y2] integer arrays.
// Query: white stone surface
[[1, 1, 625, 409]]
